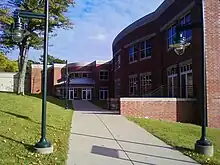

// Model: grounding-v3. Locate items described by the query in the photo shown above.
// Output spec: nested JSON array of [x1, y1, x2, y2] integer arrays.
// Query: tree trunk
[[17, 46, 29, 95]]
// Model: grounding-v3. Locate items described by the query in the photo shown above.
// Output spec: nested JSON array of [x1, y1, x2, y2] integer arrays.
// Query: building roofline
[[112, 0, 175, 48], [31, 64, 53, 69]]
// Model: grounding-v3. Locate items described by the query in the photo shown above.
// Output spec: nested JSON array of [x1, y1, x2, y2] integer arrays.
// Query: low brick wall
[[120, 98, 197, 124]]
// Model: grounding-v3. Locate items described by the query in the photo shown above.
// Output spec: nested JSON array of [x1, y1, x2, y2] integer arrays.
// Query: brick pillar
[[31, 65, 43, 94], [205, 0, 220, 128]]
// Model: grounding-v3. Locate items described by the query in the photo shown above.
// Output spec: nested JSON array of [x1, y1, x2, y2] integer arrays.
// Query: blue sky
[[8, 0, 163, 63]]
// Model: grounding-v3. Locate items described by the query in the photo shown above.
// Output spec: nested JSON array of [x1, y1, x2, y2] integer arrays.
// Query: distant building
[[31, 60, 112, 100]]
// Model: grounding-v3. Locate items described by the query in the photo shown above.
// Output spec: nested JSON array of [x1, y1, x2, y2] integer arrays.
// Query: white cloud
[[8, 0, 164, 63], [88, 34, 107, 41]]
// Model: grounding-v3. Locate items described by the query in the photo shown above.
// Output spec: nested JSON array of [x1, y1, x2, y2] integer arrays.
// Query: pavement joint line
[[94, 113, 135, 165]]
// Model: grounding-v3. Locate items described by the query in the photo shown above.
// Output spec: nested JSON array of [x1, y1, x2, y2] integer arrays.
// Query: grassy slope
[[128, 117, 220, 165], [0, 92, 73, 165]]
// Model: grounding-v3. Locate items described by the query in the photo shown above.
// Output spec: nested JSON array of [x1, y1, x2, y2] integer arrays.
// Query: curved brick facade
[[112, 0, 220, 128]]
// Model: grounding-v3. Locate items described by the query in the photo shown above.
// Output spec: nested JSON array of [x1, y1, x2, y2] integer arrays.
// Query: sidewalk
[[66, 100, 199, 165]]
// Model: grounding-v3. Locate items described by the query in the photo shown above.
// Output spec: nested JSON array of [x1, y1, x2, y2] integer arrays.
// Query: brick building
[[31, 0, 220, 128], [112, 0, 220, 128], [31, 60, 113, 100]]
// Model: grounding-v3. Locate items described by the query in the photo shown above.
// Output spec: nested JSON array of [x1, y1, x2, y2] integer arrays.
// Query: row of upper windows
[[129, 40, 152, 63], [167, 13, 192, 48], [67, 71, 109, 81], [113, 13, 192, 68]]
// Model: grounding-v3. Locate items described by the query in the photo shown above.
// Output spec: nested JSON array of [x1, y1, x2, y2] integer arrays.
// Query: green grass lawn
[[128, 117, 220, 165], [0, 92, 73, 165], [90, 100, 108, 109]]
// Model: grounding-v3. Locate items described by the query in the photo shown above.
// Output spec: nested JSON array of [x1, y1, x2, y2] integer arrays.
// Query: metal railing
[[144, 85, 195, 98]]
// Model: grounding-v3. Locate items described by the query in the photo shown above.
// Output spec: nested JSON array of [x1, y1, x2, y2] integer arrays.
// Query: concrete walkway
[[67, 100, 199, 165]]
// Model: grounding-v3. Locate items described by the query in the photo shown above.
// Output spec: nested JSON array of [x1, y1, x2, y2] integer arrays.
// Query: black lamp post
[[11, 0, 53, 154], [170, 0, 213, 157], [65, 60, 69, 109]]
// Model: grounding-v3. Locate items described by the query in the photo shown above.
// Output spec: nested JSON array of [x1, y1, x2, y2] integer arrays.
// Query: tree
[[0, 0, 74, 95], [5, 60, 18, 72], [0, 51, 18, 72], [39, 54, 65, 64], [0, 52, 8, 71]]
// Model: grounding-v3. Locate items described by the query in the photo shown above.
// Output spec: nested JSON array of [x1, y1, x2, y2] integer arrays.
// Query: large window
[[180, 62, 193, 98], [129, 45, 138, 63], [167, 24, 176, 48], [99, 87, 108, 100], [114, 54, 120, 70], [99, 70, 109, 80], [167, 66, 178, 97], [115, 79, 120, 97], [180, 13, 192, 40], [140, 40, 152, 59], [129, 75, 138, 96], [140, 72, 152, 96], [69, 72, 90, 78], [82, 73, 88, 78]]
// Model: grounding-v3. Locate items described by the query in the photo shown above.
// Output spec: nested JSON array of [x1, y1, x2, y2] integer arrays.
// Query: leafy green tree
[[5, 60, 19, 72], [0, 0, 74, 95], [39, 54, 65, 64], [0, 51, 18, 72], [0, 52, 8, 71]]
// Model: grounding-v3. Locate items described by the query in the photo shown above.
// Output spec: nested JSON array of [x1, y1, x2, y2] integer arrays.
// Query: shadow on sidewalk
[[91, 145, 198, 165], [82, 112, 120, 115], [72, 132, 174, 150]]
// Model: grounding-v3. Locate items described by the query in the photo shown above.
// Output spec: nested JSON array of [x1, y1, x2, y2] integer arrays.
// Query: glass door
[[69, 90, 74, 100], [82, 88, 92, 100], [82, 89, 87, 100], [87, 89, 91, 100], [168, 75, 177, 97]]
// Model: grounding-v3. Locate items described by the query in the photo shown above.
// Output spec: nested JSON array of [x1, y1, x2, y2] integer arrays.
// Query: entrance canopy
[[69, 78, 95, 85], [57, 78, 95, 86]]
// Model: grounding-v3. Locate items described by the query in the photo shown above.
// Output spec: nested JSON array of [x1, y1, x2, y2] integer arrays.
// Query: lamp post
[[170, 0, 213, 157], [11, 0, 53, 154], [65, 60, 69, 109]]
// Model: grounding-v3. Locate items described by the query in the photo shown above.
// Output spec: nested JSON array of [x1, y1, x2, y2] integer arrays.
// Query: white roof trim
[[96, 60, 111, 65], [54, 64, 66, 68], [113, 0, 175, 47]]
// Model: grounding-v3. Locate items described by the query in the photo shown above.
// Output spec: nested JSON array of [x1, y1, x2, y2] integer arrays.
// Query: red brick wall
[[31, 67, 42, 94], [120, 98, 197, 124], [31, 65, 57, 95], [53, 67, 62, 85], [204, 0, 220, 128]]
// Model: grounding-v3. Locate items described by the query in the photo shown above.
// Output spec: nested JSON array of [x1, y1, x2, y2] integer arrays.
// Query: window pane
[[168, 39, 172, 45], [140, 50, 145, 59], [134, 45, 138, 52], [147, 48, 151, 56], [172, 25, 176, 35], [186, 29, 192, 38], [105, 91, 108, 99], [134, 52, 137, 61], [185, 14, 191, 24], [168, 28, 172, 37], [129, 47, 133, 54], [100, 91, 103, 99], [140, 41, 145, 50], [180, 18, 185, 25], [181, 74, 186, 98], [129, 55, 133, 62]]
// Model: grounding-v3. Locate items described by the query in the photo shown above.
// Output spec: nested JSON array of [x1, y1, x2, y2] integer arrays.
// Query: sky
[[8, 0, 164, 63]]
